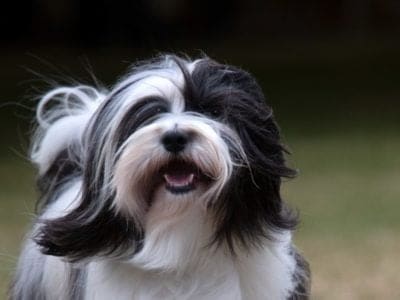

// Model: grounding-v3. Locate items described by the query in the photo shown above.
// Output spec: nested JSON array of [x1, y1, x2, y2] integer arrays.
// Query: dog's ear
[[187, 59, 298, 251], [213, 119, 298, 252], [35, 194, 143, 261], [33, 86, 143, 261]]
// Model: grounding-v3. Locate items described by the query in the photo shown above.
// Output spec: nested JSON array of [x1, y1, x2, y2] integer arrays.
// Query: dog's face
[[112, 92, 237, 223], [36, 56, 297, 263]]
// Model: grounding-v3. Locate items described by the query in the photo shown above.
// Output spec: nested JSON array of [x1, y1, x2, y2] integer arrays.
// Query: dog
[[10, 55, 310, 299]]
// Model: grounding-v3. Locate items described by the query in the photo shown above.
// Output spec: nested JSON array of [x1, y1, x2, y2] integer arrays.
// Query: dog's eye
[[134, 99, 169, 126], [199, 105, 222, 118], [115, 97, 169, 146]]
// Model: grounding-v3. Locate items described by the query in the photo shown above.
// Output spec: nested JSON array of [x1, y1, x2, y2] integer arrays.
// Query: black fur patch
[[35, 199, 143, 261], [287, 248, 311, 300], [177, 57, 298, 251]]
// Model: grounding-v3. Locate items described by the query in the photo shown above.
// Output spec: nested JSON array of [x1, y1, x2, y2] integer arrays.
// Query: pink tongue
[[164, 173, 194, 186]]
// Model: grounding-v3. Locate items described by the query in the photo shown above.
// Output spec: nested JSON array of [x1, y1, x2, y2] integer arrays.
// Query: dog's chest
[[84, 261, 242, 300], [83, 243, 296, 300]]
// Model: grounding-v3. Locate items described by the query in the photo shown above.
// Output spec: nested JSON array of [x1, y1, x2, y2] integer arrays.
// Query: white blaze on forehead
[[114, 73, 186, 114]]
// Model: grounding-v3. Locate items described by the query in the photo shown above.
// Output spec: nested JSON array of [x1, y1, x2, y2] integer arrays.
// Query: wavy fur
[[11, 55, 310, 300]]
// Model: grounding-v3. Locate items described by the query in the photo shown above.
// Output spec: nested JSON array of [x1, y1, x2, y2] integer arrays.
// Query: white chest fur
[[83, 234, 296, 300]]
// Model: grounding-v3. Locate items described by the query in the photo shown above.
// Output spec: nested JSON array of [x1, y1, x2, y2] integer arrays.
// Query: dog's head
[[34, 55, 297, 264]]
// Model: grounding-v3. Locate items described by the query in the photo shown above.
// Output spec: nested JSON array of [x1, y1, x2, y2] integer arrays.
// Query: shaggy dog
[[11, 55, 310, 299]]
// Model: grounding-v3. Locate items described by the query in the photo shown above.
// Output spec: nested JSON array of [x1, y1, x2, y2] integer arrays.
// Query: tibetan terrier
[[11, 55, 310, 299]]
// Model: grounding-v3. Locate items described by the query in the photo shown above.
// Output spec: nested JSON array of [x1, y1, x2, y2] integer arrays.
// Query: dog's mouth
[[159, 160, 209, 194]]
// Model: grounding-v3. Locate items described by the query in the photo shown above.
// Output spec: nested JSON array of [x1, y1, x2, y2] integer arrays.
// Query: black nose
[[161, 131, 189, 153]]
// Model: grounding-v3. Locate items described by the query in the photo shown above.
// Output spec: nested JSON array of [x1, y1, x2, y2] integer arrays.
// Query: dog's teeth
[[164, 173, 194, 187]]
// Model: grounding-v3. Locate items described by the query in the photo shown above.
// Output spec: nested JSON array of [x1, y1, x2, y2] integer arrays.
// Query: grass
[[1, 132, 399, 298], [285, 133, 400, 237], [284, 133, 400, 299], [0, 156, 35, 297], [300, 233, 400, 299]]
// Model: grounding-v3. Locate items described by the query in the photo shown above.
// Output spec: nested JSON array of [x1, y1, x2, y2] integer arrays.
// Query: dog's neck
[[130, 200, 217, 273], [93, 201, 297, 300], [85, 203, 245, 299]]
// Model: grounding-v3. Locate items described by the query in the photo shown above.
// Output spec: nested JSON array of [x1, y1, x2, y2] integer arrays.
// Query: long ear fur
[[32, 85, 143, 261], [185, 59, 298, 252]]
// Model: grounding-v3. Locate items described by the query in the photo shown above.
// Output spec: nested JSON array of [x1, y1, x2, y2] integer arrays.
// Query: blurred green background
[[1, 1, 400, 299]]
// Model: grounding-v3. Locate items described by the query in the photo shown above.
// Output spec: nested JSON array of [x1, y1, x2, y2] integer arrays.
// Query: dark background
[[1, 1, 400, 297], [1, 0, 399, 148]]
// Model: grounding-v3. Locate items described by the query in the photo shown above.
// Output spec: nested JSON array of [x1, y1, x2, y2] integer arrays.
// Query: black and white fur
[[11, 55, 310, 299]]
